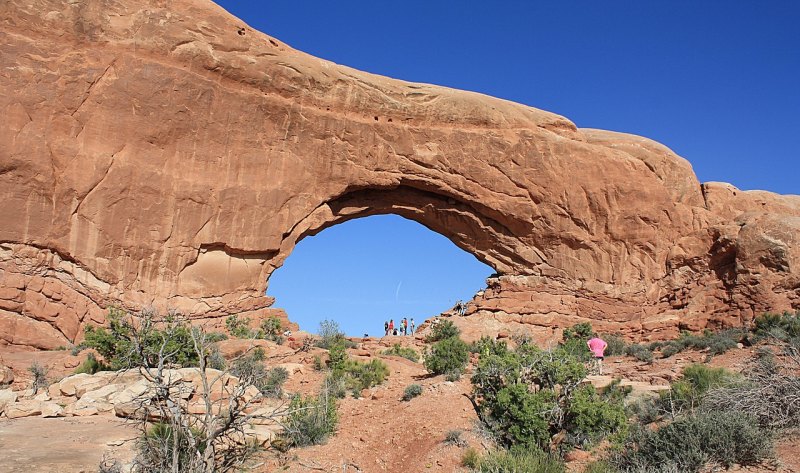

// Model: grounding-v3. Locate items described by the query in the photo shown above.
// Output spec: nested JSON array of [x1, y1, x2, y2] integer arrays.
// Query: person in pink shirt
[[587, 336, 608, 375]]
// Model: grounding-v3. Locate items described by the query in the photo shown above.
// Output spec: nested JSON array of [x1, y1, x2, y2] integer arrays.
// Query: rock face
[[0, 0, 798, 347]]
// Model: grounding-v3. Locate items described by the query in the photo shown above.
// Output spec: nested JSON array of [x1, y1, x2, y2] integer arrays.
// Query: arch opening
[[266, 214, 494, 336]]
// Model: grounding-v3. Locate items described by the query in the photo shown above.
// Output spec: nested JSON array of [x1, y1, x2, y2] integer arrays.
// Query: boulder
[[0, 365, 14, 385], [5, 400, 42, 419], [40, 401, 65, 418], [0, 389, 18, 415]]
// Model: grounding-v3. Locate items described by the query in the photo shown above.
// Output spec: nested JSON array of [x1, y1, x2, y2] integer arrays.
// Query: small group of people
[[453, 300, 468, 316], [384, 318, 414, 336]]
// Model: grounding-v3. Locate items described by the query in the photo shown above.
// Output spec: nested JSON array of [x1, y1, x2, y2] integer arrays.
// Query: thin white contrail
[[395, 281, 402, 301]]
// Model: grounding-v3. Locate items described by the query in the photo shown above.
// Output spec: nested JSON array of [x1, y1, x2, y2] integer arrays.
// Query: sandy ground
[[0, 416, 135, 473]]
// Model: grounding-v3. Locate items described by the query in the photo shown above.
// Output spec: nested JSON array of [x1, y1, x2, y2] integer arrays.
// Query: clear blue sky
[[214, 1, 800, 335]]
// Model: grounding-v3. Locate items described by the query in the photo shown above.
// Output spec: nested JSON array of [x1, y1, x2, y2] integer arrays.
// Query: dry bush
[[702, 346, 800, 429], [99, 310, 291, 473]]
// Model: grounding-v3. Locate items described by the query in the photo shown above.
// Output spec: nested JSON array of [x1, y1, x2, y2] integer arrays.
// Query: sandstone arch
[[1, 0, 798, 349]]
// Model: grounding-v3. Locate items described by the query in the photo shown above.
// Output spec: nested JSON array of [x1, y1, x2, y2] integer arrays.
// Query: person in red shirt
[[587, 336, 608, 375]]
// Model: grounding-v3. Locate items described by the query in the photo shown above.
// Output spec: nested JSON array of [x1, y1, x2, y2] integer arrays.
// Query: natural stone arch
[[1, 0, 798, 349], [271, 183, 526, 280]]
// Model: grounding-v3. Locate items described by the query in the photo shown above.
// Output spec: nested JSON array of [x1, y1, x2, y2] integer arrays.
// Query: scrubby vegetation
[[651, 328, 743, 360], [462, 317, 800, 473], [422, 318, 470, 379], [753, 310, 800, 345], [229, 348, 289, 398], [560, 322, 594, 361], [425, 319, 461, 342], [607, 357, 783, 472], [444, 429, 466, 447], [467, 448, 565, 473], [316, 320, 390, 398], [470, 339, 627, 453], [424, 336, 469, 378], [74, 352, 108, 375], [659, 364, 737, 416], [382, 343, 420, 362], [224, 314, 285, 343], [702, 348, 800, 429], [612, 411, 771, 472], [279, 387, 339, 448], [83, 308, 200, 369], [402, 383, 423, 401], [28, 362, 49, 394]]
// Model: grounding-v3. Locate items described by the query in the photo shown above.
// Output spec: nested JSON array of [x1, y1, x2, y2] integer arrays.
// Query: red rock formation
[[0, 0, 797, 348]]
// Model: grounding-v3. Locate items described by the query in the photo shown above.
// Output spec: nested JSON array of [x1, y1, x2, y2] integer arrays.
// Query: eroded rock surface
[[0, 0, 798, 347]]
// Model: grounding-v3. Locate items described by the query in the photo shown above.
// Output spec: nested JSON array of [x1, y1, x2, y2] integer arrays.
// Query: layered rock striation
[[1, 0, 798, 348]]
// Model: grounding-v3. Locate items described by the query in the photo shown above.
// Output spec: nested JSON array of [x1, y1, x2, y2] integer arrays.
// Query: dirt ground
[[2, 334, 800, 473]]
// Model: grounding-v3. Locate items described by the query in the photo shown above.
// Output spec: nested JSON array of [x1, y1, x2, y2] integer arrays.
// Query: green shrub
[[445, 369, 463, 382], [470, 336, 508, 356], [560, 323, 595, 361], [661, 364, 736, 415], [326, 338, 348, 370], [323, 373, 347, 399], [136, 422, 206, 471], [425, 337, 469, 376], [259, 316, 283, 340], [628, 344, 651, 361], [657, 328, 743, 359], [704, 329, 742, 355], [754, 311, 800, 341], [74, 352, 108, 375], [230, 348, 267, 385], [659, 343, 681, 358], [317, 319, 346, 349], [462, 447, 481, 468], [560, 338, 592, 361], [207, 345, 227, 371], [262, 367, 289, 398], [83, 309, 200, 369], [280, 390, 338, 447], [340, 358, 389, 392], [471, 344, 626, 453], [225, 314, 254, 338], [626, 344, 653, 363], [382, 343, 420, 362], [602, 334, 628, 357], [472, 448, 565, 473], [626, 394, 660, 425], [583, 460, 619, 473], [320, 335, 389, 396], [613, 411, 771, 472], [426, 319, 460, 342], [205, 331, 228, 343], [563, 323, 593, 341], [402, 384, 423, 401], [566, 384, 628, 447], [489, 383, 555, 449]]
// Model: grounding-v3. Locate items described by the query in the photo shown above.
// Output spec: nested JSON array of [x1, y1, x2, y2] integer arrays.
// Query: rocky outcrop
[[2, 368, 281, 444], [1, 0, 798, 347]]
